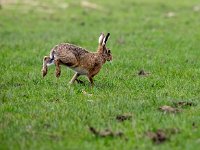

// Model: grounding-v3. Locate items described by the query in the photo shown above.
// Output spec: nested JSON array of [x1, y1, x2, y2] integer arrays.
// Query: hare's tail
[[42, 50, 55, 77], [48, 50, 55, 65]]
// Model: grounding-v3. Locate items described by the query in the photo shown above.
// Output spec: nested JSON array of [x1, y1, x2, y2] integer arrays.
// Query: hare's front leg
[[88, 76, 94, 87], [54, 59, 61, 78]]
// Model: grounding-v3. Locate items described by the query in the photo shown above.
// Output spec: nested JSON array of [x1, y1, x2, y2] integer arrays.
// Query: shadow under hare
[[42, 33, 112, 86]]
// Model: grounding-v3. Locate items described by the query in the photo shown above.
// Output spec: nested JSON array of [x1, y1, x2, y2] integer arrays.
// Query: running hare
[[42, 33, 112, 86]]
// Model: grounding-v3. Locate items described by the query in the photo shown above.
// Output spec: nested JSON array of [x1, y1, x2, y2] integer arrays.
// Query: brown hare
[[42, 33, 112, 86]]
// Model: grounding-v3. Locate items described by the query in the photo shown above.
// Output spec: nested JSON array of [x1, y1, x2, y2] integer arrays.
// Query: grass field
[[0, 0, 200, 149]]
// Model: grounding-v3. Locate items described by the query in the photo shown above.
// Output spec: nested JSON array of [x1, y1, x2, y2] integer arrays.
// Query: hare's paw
[[56, 71, 61, 78], [42, 68, 47, 77]]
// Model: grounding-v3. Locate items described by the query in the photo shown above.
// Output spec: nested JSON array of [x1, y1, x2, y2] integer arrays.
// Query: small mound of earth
[[138, 69, 150, 76]]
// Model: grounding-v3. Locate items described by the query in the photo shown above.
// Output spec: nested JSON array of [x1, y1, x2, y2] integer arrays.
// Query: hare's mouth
[[107, 56, 112, 61]]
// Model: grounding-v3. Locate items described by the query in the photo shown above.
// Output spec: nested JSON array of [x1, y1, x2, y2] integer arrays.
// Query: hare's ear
[[103, 33, 110, 45], [98, 33, 105, 45]]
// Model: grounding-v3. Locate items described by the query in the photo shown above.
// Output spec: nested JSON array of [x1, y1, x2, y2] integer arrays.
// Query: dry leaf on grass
[[81, 1, 103, 11], [82, 90, 93, 97], [165, 12, 176, 18], [159, 105, 180, 113], [116, 37, 125, 45], [193, 5, 200, 12]]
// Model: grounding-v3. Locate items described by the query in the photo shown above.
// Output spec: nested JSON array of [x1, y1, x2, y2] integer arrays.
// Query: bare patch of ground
[[165, 12, 176, 18], [0, 0, 17, 5]]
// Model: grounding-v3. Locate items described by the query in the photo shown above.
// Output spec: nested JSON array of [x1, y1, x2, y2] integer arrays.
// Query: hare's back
[[53, 43, 88, 55]]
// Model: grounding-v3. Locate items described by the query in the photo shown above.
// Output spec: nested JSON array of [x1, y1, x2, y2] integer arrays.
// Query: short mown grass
[[0, 0, 200, 149]]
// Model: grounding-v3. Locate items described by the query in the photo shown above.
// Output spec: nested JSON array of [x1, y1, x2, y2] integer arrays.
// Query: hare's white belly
[[71, 67, 89, 75]]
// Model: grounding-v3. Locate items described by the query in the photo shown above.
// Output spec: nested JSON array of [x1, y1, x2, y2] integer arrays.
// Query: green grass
[[0, 0, 200, 149]]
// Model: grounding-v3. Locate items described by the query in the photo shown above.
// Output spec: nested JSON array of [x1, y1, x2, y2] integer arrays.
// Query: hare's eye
[[108, 50, 111, 53]]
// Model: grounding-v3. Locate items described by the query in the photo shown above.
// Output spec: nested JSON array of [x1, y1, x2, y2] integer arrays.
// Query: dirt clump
[[173, 101, 195, 108], [138, 69, 150, 76], [145, 128, 179, 144], [89, 126, 123, 138], [116, 113, 132, 122], [146, 129, 167, 144]]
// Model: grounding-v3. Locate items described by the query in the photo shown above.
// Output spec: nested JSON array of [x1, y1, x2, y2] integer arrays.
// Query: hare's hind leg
[[88, 76, 94, 87], [54, 59, 61, 78], [42, 56, 53, 77], [69, 73, 80, 84]]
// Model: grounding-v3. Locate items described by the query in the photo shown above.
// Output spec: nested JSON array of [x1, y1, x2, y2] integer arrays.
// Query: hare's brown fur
[[42, 33, 112, 86]]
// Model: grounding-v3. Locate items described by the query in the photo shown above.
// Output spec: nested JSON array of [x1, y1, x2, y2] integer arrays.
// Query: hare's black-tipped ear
[[98, 33, 105, 45], [103, 33, 110, 45]]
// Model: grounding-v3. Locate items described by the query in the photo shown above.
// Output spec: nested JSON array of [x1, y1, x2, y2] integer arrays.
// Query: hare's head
[[105, 48, 112, 61], [98, 33, 112, 61]]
